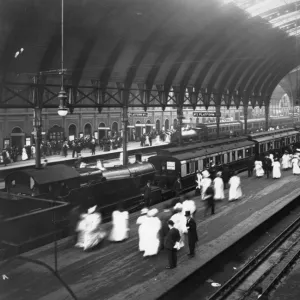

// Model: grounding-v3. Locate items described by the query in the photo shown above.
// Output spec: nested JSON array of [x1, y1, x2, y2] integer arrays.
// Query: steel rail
[[208, 211, 300, 300]]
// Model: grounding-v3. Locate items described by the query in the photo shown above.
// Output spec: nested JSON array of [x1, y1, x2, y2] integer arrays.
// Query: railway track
[[208, 213, 300, 300]]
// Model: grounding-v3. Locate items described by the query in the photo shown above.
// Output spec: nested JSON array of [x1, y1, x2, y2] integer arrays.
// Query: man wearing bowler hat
[[185, 210, 198, 257]]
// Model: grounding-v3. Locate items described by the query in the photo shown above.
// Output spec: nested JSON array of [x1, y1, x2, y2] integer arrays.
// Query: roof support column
[[173, 86, 184, 145], [243, 105, 248, 135], [117, 83, 129, 165], [264, 99, 270, 131], [31, 75, 45, 169], [216, 105, 221, 139]]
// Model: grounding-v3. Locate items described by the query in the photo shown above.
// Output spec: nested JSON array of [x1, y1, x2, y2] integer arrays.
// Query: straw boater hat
[[147, 208, 158, 217], [174, 202, 183, 211], [141, 208, 149, 215], [202, 170, 210, 178], [216, 171, 222, 177], [88, 205, 97, 214]]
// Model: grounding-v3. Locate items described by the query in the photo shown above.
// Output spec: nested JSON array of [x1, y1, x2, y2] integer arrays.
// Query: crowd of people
[[252, 149, 300, 179]]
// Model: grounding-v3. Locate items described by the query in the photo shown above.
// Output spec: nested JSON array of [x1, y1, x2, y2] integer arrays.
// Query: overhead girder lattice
[[0, 0, 299, 111]]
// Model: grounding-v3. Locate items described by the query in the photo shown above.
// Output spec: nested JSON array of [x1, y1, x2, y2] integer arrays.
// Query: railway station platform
[[1, 170, 300, 300], [0, 140, 167, 173]]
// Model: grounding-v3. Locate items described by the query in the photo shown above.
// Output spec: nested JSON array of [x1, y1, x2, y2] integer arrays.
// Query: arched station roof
[[0, 0, 299, 109]]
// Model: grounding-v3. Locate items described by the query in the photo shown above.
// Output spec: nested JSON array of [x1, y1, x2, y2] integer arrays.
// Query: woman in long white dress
[[292, 155, 300, 175], [281, 151, 290, 170], [143, 209, 161, 257], [288, 154, 293, 169], [170, 203, 187, 249], [77, 206, 106, 251], [228, 172, 242, 201], [136, 208, 149, 252], [109, 207, 129, 242], [254, 160, 264, 177], [201, 170, 212, 200], [22, 147, 28, 161], [213, 172, 225, 200], [272, 159, 281, 179]]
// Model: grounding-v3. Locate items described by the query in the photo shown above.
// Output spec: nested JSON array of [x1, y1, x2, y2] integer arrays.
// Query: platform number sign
[[167, 161, 176, 170]]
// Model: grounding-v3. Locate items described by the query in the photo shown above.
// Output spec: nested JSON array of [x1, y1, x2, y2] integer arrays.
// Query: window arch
[[84, 123, 92, 136], [146, 120, 151, 133], [135, 120, 141, 138], [173, 119, 178, 129], [98, 122, 106, 139], [68, 124, 77, 137], [111, 122, 118, 137], [156, 119, 160, 131], [165, 119, 169, 130], [11, 127, 23, 133]]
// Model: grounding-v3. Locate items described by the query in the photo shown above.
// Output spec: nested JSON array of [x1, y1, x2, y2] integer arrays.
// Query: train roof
[[159, 136, 248, 156], [248, 129, 299, 142], [5, 164, 80, 186], [152, 140, 255, 162]]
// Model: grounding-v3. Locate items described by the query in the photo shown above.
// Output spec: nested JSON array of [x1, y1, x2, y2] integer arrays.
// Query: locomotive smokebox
[[135, 153, 142, 163]]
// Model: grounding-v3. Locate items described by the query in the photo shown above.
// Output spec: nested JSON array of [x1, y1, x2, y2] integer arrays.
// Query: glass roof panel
[[221, 0, 300, 36]]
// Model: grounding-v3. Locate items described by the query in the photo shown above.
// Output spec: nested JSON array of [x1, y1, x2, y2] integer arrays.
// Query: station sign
[[129, 113, 148, 117], [193, 112, 216, 117]]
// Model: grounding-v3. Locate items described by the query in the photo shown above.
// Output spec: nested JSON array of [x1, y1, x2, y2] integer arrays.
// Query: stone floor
[[1, 170, 300, 300]]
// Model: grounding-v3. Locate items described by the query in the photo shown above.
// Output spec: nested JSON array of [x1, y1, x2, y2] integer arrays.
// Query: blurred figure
[[281, 151, 290, 171], [170, 203, 187, 249], [213, 172, 224, 200], [292, 154, 300, 175], [157, 204, 173, 251], [201, 170, 212, 200], [69, 205, 81, 245], [229, 171, 242, 201], [136, 208, 149, 252], [254, 158, 264, 178], [247, 156, 255, 177], [143, 209, 161, 257], [222, 165, 230, 189], [109, 204, 129, 242], [173, 177, 182, 199], [143, 180, 152, 207], [195, 170, 202, 196], [272, 158, 281, 179], [22, 147, 28, 161], [203, 182, 215, 216], [76, 205, 106, 251]]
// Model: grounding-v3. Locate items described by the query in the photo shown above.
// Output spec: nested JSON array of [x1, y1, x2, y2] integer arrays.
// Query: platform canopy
[[0, 0, 299, 110]]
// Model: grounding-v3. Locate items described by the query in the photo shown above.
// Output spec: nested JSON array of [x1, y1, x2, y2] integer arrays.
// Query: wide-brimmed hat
[[216, 171, 222, 177], [141, 208, 149, 215], [174, 202, 183, 210], [202, 170, 210, 178], [147, 208, 158, 217], [88, 205, 97, 214], [185, 211, 191, 217]]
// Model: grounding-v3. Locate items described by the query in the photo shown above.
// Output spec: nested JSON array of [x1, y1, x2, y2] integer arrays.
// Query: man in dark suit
[[264, 155, 272, 179], [185, 211, 198, 257], [173, 177, 182, 198], [247, 156, 255, 177], [157, 203, 173, 250], [143, 180, 152, 207], [204, 182, 215, 216], [164, 220, 180, 269]]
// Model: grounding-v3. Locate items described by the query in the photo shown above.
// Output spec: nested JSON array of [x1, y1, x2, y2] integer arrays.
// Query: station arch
[[68, 124, 77, 137], [135, 120, 141, 138], [111, 122, 118, 137], [173, 119, 178, 129], [98, 122, 106, 139], [156, 119, 160, 131], [84, 123, 92, 136], [11, 127, 24, 149], [165, 119, 169, 130]]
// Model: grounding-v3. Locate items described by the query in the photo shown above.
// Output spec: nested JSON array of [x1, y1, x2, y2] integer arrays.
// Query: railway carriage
[[149, 138, 256, 190], [248, 128, 299, 155]]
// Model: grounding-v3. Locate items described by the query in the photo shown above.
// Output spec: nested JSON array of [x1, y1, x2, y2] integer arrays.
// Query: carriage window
[[190, 161, 195, 173], [181, 163, 187, 177], [232, 151, 236, 161], [237, 150, 243, 159], [227, 152, 230, 163], [203, 158, 209, 169], [260, 144, 264, 153], [245, 148, 250, 157], [186, 162, 190, 174]]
